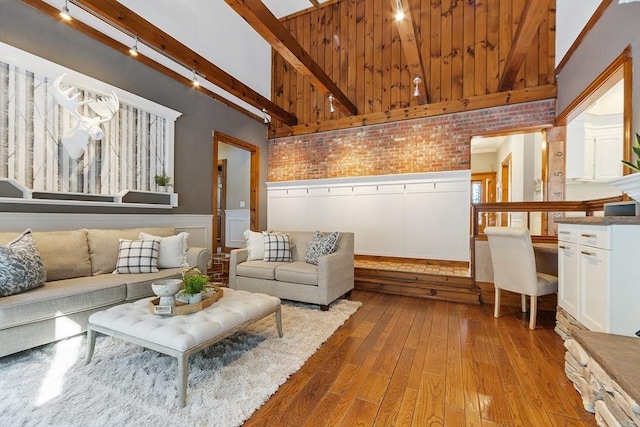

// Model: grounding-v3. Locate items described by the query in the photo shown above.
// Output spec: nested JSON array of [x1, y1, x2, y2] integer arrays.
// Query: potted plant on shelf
[[608, 133, 640, 202], [176, 268, 209, 304], [154, 171, 171, 192]]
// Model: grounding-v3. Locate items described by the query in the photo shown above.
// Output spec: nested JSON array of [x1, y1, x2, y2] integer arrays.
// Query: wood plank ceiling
[[21, 0, 557, 137]]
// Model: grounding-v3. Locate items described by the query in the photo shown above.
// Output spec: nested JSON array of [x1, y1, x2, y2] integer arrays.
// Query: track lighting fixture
[[412, 76, 422, 97], [129, 36, 139, 57], [192, 69, 199, 87], [262, 108, 270, 124], [60, 0, 72, 20], [394, 0, 404, 21], [328, 94, 336, 113]]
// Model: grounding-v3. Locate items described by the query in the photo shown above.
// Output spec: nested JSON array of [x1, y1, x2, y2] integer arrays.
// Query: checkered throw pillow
[[262, 232, 292, 262], [113, 238, 160, 274]]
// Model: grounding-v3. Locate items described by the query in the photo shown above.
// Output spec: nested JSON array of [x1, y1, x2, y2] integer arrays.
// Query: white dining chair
[[484, 226, 558, 330]]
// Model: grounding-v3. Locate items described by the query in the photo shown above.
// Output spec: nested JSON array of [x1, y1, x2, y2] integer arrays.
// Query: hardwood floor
[[244, 290, 597, 427]]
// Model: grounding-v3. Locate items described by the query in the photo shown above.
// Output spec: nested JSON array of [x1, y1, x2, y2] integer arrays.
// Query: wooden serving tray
[[148, 287, 223, 316]]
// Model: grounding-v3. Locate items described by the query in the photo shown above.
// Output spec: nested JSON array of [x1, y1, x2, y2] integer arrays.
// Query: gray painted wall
[[218, 142, 251, 210], [0, 0, 269, 229], [556, 1, 640, 135]]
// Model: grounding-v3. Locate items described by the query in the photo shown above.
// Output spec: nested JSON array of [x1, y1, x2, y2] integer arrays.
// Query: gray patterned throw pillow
[[0, 229, 47, 297], [304, 230, 340, 265]]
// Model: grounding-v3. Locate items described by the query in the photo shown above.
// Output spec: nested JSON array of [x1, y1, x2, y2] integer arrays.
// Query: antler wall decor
[[53, 74, 119, 159]]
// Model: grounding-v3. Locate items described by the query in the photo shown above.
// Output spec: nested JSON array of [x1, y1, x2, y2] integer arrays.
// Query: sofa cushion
[[262, 232, 292, 262], [85, 227, 175, 275], [275, 262, 319, 286], [119, 268, 183, 301], [0, 230, 47, 297], [113, 238, 160, 274], [237, 260, 289, 280], [32, 230, 91, 281], [0, 274, 127, 330]]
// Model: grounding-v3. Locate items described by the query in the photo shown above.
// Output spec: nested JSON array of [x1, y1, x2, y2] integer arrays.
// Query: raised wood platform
[[354, 256, 480, 304]]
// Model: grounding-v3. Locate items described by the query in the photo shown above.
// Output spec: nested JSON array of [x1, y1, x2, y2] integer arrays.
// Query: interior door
[[471, 172, 496, 234]]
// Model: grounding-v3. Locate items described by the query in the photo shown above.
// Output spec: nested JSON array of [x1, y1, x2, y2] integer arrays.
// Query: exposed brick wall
[[268, 99, 556, 181]]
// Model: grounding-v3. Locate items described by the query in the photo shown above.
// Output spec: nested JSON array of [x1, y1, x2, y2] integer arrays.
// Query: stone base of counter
[[564, 330, 640, 426], [555, 306, 588, 341]]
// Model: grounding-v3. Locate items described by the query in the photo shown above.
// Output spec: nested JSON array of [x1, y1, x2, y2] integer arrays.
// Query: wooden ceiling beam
[[20, 0, 264, 124], [71, 0, 298, 126], [225, 0, 358, 117], [498, 0, 552, 92], [391, 0, 428, 104]]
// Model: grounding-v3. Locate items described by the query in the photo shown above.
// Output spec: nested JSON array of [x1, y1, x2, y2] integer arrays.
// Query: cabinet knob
[[581, 233, 596, 238], [580, 250, 596, 256], [559, 245, 569, 250]]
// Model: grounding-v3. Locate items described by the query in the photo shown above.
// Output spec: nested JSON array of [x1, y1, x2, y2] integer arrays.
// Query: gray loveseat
[[228, 231, 354, 310], [0, 227, 210, 357]]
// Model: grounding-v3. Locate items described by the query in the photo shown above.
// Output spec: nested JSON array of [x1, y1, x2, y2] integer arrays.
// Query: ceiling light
[[328, 94, 336, 113], [262, 108, 270, 124], [395, 0, 404, 21], [192, 69, 199, 87], [60, 0, 72, 21], [413, 76, 422, 97], [129, 36, 139, 57]]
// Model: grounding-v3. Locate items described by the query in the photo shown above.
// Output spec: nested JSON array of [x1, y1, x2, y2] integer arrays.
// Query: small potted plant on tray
[[176, 267, 210, 304], [154, 171, 171, 192]]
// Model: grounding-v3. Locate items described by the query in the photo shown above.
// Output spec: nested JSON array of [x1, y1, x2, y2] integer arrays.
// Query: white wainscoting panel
[[225, 209, 250, 248], [267, 171, 471, 261], [0, 213, 213, 250]]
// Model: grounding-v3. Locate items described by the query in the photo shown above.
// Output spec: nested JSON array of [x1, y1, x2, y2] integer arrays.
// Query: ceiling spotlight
[[129, 36, 139, 57], [395, 0, 405, 21], [262, 108, 270, 124], [413, 76, 422, 97], [328, 94, 336, 113], [60, 0, 72, 20], [192, 69, 199, 87]]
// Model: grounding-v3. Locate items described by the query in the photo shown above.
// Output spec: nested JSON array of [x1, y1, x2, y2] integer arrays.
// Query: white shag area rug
[[0, 299, 361, 427]]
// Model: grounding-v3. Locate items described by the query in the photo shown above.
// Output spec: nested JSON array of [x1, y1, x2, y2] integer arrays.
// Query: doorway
[[217, 159, 227, 252], [471, 172, 496, 234], [500, 155, 511, 226], [213, 131, 260, 253]]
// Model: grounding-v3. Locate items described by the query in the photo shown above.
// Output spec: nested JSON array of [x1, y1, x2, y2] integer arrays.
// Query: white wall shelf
[[0, 179, 177, 209]]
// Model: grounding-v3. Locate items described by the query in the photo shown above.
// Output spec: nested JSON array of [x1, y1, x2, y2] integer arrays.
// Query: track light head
[[413, 76, 422, 97], [328, 94, 336, 113], [60, 0, 71, 20], [192, 69, 199, 87], [129, 36, 139, 57]]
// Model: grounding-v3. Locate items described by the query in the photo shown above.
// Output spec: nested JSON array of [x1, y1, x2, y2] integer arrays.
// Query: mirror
[[565, 79, 624, 201]]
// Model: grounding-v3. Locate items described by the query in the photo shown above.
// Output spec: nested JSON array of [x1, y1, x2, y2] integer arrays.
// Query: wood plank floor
[[244, 290, 597, 427]]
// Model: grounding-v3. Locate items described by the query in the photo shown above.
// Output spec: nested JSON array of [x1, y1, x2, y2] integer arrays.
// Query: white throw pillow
[[243, 229, 265, 261], [139, 232, 189, 269]]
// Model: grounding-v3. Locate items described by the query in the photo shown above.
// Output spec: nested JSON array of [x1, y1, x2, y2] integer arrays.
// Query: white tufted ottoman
[[85, 288, 282, 407]]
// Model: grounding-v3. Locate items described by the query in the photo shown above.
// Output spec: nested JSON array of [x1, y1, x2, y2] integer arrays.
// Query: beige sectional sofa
[[228, 231, 354, 310], [0, 227, 210, 357]]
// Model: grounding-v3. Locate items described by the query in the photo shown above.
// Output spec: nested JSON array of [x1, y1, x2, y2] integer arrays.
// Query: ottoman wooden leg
[[178, 354, 189, 408], [85, 326, 96, 364], [275, 306, 283, 338]]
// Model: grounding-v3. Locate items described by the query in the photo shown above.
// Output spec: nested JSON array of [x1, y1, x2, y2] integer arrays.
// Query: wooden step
[[355, 267, 480, 305]]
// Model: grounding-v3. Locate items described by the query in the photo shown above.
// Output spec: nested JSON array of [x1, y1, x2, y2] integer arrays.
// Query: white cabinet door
[[594, 135, 623, 180], [578, 246, 610, 332], [558, 240, 579, 318]]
